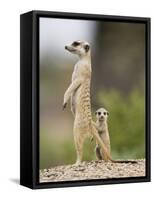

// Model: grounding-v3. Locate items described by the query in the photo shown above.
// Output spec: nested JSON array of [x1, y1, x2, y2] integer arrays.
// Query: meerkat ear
[[84, 44, 90, 52], [107, 112, 109, 116], [95, 111, 97, 115]]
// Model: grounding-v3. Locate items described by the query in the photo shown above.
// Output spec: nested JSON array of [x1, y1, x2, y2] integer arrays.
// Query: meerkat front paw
[[62, 102, 67, 110], [90, 136, 94, 142]]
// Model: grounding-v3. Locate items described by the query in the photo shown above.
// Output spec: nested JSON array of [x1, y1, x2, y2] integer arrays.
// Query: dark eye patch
[[72, 41, 80, 46], [104, 112, 106, 115], [98, 112, 101, 115], [84, 44, 90, 52]]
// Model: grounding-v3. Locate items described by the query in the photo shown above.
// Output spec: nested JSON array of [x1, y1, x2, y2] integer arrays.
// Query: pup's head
[[65, 40, 90, 57], [95, 108, 109, 122]]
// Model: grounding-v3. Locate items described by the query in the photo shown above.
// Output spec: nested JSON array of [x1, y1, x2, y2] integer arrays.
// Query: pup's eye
[[98, 112, 101, 115], [72, 41, 80, 46], [84, 44, 90, 52], [104, 112, 106, 115]]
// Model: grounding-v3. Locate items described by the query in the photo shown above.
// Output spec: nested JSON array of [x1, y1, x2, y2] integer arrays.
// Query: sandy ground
[[40, 159, 145, 183]]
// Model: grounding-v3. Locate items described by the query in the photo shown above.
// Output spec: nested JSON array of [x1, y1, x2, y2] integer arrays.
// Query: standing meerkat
[[63, 40, 111, 164], [94, 108, 111, 160]]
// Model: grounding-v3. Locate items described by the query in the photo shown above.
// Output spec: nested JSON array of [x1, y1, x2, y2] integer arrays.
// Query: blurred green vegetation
[[40, 88, 145, 169]]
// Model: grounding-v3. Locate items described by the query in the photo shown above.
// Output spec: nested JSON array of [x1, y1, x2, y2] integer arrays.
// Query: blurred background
[[39, 17, 145, 169]]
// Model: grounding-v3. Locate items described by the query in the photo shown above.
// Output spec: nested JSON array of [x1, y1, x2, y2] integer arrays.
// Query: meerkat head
[[95, 108, 109, 122], [65, 40, 90, 57]]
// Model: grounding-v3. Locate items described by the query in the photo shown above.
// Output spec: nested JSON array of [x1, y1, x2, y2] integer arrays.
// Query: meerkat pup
[[63, 40, 111, 164], [93, 107, 137, 163], [94, 108, 110, 160]]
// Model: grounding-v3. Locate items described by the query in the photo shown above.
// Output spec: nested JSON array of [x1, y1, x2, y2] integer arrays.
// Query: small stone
[[107, 166, 112, 170]]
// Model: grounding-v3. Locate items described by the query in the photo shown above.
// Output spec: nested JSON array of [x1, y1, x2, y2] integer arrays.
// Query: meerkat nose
[[65, 46, 68, 50]]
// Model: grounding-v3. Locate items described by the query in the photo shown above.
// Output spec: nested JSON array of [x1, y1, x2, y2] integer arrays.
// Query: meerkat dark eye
[[98, 112, 101, 115], [72, 41, 80, 46], [104, 112, 106, 115], [84, 44, 90, 52]]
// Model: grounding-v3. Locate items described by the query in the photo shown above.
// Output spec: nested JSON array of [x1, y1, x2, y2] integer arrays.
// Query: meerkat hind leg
[[95, 144, 103, 160], [100, 133, 111, 159], [73, 126, 85, 165]]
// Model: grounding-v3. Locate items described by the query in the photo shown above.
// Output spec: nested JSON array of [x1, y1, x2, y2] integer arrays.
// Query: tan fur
[[63, 41, 111, 164], [93, 108, 137, 164], [94, 108, 111, 160]]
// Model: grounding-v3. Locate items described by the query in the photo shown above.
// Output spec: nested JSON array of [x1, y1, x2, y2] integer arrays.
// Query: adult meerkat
[[63, 40, 111, 164], [94, 107, 137, 163]]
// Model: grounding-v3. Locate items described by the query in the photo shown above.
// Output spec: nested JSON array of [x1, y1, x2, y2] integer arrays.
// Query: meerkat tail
[[90, 123, 112, 161]]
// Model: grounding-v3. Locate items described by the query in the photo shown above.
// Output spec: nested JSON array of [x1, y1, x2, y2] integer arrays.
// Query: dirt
[[40, 159, 145, 183]]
